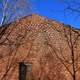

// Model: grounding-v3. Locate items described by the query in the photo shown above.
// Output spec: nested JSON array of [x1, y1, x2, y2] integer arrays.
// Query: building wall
[[0, 14, 80, 80]]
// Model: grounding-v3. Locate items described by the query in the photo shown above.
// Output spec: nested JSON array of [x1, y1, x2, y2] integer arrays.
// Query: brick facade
[[0, 14, 80, 80]]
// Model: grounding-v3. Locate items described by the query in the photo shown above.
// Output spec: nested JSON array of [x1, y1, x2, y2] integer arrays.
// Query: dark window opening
[[19, 62, 32, 80]]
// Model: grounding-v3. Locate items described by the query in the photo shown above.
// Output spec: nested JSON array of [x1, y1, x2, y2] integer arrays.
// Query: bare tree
[[0, 22, 35, 80], [60, 0, 80, 23], [34, 20, 80, 80], [42, 24, 80, 80], [0, 2, 31, 79], [0, 0, 31, 26]]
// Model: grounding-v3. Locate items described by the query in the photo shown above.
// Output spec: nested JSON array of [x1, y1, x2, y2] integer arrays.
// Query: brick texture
[[0, 14, 80, 80]]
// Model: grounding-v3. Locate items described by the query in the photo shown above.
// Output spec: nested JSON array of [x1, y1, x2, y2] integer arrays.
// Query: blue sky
[[0, 0, 80, 29], [31, 0, 80, 29]]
